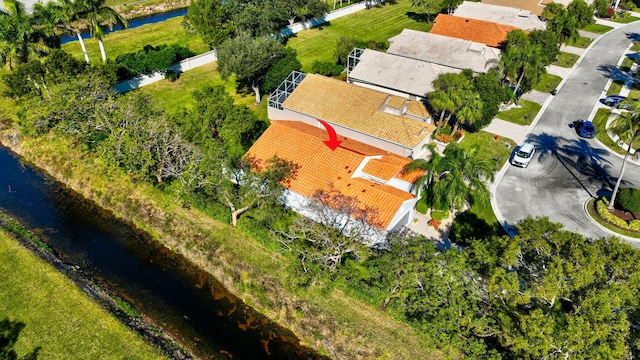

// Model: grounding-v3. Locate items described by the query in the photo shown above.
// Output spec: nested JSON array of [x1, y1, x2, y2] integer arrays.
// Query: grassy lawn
[[449, 192, 501, 244], [620, 57, 634, 72], [581, 23, 613, 34], [62, 17, 209, 64], [607, 80, 624, 96], [566, 36, 593, 48], [138, 62, 268, 120], [0, 227, 165, 359], [285, 0, 430, 71], [533, 73, 562, 93], [632, 42, 640, 51], [611, 15, 640, 24], [496, 100, 542, 125], [459, 130, 515, 171], [555, 52, 579, 68], [628, 88, 640, 100]]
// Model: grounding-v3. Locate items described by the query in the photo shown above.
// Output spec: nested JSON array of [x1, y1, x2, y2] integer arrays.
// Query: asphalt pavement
[[492, 21, 640, 245]]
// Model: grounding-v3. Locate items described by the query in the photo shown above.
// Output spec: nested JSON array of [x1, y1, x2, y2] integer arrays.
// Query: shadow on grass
[[449, 211, 500, 246]]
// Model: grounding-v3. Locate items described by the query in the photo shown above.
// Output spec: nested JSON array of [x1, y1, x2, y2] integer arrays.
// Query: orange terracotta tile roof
[[282, 74, 434, 148], [246, 121, 425, 229], [362, 159, 403, 181], [430, 14, 519, 48]]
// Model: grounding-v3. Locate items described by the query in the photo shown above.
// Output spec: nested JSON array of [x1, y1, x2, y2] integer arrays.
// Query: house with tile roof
[[453, 1, 546, 31], [268, 72, 435, 159], [481, 0, 550, 15], [386, 29, 501, 74], [346, 48, 462, 100], [246, 120, 425, 244], [430, 14, 519, 48]]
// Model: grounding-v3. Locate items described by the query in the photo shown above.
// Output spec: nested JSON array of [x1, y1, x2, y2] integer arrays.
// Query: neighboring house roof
[[348, 49, 462, 97], [480, 0, 550, 16], [282, 73, 434, 148], [453, 1, 546, 31], [246, 121, 424, 229], [430, 14, 519, 48], [387, 29, 501, 73]]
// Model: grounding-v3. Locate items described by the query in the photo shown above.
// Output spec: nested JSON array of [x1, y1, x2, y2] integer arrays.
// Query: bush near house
[[430, 209, 449, 221]]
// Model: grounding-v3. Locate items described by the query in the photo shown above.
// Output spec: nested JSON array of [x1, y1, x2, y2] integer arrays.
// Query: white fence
[[112, 50, 218, 93], [280, 2, 368, 37]]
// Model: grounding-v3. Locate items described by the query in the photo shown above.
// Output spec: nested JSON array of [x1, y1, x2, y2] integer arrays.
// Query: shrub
[[428, 219, 441, 228], [430, 209, 450, 221], [311, 61, 344, 76], [630, 220, 640, 231], [617, 188, 640, 213], [164, 69, 179, 82], [596, 198, 629, 228], [115, 44, 194, 80], [453, 130, 465, 141], [436, 134, 454, 143], [416, 199, 428, 214]]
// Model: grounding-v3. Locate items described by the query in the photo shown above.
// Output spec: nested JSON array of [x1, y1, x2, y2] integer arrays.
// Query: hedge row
[[596, 198, 640, 231]]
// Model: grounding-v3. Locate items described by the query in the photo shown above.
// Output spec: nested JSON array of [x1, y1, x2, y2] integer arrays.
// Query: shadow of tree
[[626, 32, 640, 42], [406, 11, 431, 23], [449, 211, 499, 246], [525, 132, 630, 197], [598, 64, 639, 87], [1, 318, 41, 359]]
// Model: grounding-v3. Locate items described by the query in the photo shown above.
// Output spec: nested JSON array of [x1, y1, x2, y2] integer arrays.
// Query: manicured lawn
[[0, 228, 165, 359], [632, 41, 640, 51], [620, 57, 634, 72], [449, 192, 501, 243], [611, 15, 640, 24], [628, 88, 640, 100], [533, 73, 562, 93], [285, 0, 430, 71], [62, 17, 209, 64], [566, 36, 593, 49], [607, 80, 624, 96], [459, 130, 515, 171], [581, 23, 613, 34], [555, 52, 579, 68], [496, 100, 542, 125]]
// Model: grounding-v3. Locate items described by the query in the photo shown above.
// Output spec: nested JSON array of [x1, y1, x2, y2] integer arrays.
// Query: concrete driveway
[[493, 21, 640, 244]]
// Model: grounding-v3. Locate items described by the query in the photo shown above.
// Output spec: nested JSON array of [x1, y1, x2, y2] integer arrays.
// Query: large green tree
[[183, 0, 236, 48], [607, 101, 640, 210], [546, 6, 581, 45], [411, 0, 463, 23], [497, 29, 547, 98], [567, 0, 595, 28], [217, 31, 285, 104]]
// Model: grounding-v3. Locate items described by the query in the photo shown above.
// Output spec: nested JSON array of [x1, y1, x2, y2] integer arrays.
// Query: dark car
[[600, 95, 626, 106], [574, 119, 596, 138]]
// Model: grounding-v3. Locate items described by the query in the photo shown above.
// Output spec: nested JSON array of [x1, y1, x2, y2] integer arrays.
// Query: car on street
[[600, 95, 626, 106], [511, 142, 536, 168], [574, 119, 596, 138]]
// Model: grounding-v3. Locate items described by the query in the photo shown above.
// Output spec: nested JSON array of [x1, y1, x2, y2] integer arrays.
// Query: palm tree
[[83, 0, 127, 62], [607, 102, 640, 210], [496, 30, 547, 101], [428, 89, 455, 134], [407, 143, 495, 211], [451, 88, 483, 134], [35, 0, 91, 63], [546, 9, 580, 46], [0, 0, 49, 68], [429, 73, 470, 133]]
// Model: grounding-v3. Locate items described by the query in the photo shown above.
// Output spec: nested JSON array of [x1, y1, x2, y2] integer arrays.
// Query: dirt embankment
[[116, 0, 190, 20]]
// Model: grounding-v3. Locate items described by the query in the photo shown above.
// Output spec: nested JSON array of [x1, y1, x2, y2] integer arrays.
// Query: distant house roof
[[246, 121, 424, 229], [430, 14, 519, 48], [453, 1, 546, 30], [347, 49, 462, 97], [282, 74, 434, 148], [480, 0, 549, 16], [387, 29, 501, 73]]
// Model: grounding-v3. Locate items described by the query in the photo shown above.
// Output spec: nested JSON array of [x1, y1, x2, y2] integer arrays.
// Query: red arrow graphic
[[317, 120, 342, 151]]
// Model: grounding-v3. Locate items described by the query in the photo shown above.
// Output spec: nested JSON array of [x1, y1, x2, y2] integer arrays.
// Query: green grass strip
[[611, 16, 640, 24], [533, 73, 562, 92], [0, 227, 165, 359], [497, 99, 542, 126], [566, 36, 593, 49], [554, 52, 579, 68], [581, 23, 613, 34]]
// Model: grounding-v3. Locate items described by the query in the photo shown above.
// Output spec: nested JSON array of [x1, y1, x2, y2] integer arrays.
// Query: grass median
[[0, 226, 165, 359]]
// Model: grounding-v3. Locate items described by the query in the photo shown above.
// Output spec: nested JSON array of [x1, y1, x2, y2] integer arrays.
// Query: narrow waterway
[[0, 146, 323, 360]]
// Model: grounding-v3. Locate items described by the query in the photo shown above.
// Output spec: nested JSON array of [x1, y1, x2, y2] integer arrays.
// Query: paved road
[[493, 21, 640, 244]]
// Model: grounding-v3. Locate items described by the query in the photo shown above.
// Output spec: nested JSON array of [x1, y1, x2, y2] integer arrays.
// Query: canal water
[[60, 8, 188, 45], [0, 146, 324, 360]]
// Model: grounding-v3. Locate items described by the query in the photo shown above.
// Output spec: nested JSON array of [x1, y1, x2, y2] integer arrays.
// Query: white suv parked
[[512, 142, 535, 168]]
